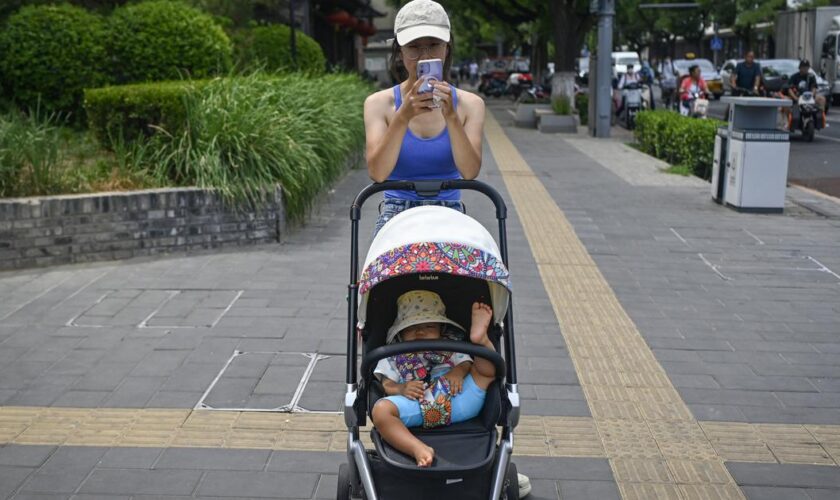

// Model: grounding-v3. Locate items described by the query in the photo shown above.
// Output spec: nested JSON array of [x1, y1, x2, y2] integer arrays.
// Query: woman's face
[[400, 36, 448, 77], [400, 322, 442, 342], [691, 68, 701, 79]]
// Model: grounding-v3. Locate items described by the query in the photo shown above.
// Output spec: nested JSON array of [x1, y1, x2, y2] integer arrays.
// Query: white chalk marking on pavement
[[743, 229, 765, 245], [195, 349, 243, 410], [137, 290, 180, 328], [52, 270, 111, 310], [209, 290, 244, 328], [698, 253, 732, 281], [816, 134, 840, 144], [1, 271, 76, 320], [807, 256, 840, 282], [289, 353, 332, 412], [670, 227, 690, 246], [66, 291, 112, 327]]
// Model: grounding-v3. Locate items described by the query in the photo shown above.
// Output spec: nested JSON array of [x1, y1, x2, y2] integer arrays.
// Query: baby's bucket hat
[[387, 290, 463, 344]]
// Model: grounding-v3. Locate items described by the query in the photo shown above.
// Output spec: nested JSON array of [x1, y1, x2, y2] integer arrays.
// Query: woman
[[679, 64, 709, 117], [363, 0, 485, 235]]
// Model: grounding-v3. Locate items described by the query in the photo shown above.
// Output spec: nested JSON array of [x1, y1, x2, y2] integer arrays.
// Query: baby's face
[[400, 322, 442, 342]]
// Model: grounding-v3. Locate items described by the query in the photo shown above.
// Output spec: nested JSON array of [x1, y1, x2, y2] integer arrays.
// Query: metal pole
[[595, 0, 615, 138], [289, 0, 297, 65]]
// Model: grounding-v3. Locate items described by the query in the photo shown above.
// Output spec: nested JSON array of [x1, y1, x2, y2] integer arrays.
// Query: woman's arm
[[365, 80, 434, 183], [438, 86, 484, 180]]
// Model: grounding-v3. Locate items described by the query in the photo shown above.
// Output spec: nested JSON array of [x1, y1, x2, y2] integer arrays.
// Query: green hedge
[[85, 72, 371, 219], [234, 24, 326, 74], [107, 0, 232, 84], [634, 110, 725, 179], [0, 4, 108, 118], [85, 80, 209, 148]]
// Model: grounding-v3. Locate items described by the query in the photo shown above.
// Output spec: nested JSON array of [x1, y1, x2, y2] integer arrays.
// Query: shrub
[[143, 72, 370, 219], [634, 110, 724, 179], [85, 80, 209, 148], [107, 0, 232, 84], [575, 93, 589, 126], [234, 24, 326, 74], [552, 95, 571, 115], [0, 4, 108, 118]]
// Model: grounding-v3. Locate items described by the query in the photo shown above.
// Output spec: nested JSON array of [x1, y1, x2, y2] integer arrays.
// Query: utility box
[[719, 97, 792, 213]]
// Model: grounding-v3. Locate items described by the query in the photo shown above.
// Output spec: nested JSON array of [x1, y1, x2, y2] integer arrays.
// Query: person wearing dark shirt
[[785, 60, 826, 129], [731, 51, 762, 96]]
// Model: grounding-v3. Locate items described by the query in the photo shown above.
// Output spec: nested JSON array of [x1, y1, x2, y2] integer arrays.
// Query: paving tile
[[155, 448, 270, 471], [741, 486, 811, 499], [727, 462, 840, 489], [97, 448, 164, 469], [558, 479, 621, 500], [1, 465, 36, 499], [20, 447, 106, 494], [78, 469, 202, 496], [0, 445, 55, 467], [195, 471, 319, 498]]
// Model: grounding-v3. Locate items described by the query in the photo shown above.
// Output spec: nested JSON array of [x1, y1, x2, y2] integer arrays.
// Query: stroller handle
[[361, 340, 506, 380], [350, 180, 507, 221]]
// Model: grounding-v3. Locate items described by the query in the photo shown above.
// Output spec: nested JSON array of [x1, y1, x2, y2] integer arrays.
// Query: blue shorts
[[380, 374, 486, 428], [373, 199, 465, 236]]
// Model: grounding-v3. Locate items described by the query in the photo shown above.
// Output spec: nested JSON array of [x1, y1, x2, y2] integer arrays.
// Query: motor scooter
[[790, 91, 823, 142], [620, 81, 645, 129], [680, 91, 709, 118], [505, 72, 533, 100]]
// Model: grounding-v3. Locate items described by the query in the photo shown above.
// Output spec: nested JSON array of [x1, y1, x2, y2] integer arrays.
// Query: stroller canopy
[[358, 206, 511, 328]]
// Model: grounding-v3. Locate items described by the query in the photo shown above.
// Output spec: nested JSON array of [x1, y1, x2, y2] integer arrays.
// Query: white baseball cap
[[394, 0, 450, 46]]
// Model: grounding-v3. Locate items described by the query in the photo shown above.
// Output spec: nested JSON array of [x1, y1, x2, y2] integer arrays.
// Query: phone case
[[417, 58, 443, 94]]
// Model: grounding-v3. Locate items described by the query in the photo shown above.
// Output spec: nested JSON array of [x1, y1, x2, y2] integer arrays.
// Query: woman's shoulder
[[454, 88, 485, 111], [365, 86, 396, 108]]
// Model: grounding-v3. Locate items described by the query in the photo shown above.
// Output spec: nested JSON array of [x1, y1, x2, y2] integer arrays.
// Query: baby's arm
[[382, 377, 425, 400], [443, 360, 472, 395]]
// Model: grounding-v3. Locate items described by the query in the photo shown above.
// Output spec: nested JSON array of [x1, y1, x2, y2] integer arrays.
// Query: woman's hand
[[432, 81, 457, 120], [399, 380, 426, 400], [396, 78, 435, 123]]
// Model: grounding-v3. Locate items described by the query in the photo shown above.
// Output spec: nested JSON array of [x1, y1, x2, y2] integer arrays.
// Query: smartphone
[[417, 58, 443, 95]]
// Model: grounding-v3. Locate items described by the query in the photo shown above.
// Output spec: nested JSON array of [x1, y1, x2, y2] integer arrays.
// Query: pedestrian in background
[[469, 60, 479, 87]]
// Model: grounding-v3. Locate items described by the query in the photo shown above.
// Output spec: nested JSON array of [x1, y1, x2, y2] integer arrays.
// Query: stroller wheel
[[337, 463, 353, 500], [504, 462, 520, 500]]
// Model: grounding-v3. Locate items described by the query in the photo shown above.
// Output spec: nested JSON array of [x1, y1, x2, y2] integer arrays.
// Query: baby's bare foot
[[412, 443, 434, 467]]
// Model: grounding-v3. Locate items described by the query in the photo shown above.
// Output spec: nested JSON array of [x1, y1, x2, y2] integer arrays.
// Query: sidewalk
[[0, 101, 838, 499]]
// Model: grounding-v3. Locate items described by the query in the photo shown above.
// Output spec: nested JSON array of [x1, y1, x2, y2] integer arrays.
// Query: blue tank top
[[384, 84, 461, 201]]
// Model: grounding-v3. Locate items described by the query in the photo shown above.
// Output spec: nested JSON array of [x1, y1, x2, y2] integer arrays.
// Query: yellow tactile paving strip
[[1, 407, 838, 468], [485, 113, 758, 499]]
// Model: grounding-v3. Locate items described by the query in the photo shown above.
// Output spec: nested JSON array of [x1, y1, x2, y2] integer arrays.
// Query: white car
[[612, 51, 641, 79], [720, 59, 742, 93]]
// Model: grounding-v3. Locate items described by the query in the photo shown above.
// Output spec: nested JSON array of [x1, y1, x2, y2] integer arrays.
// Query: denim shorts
[[380, 374, 486, 428], [373, 198, 465, 236]]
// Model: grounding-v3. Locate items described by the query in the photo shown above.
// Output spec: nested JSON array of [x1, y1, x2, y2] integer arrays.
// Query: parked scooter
[[480, 75, 506, 98], [505, 72, 533, 100]]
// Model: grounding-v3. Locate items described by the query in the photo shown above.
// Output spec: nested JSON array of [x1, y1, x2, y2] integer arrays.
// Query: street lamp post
[[594, 0, 615, 138]]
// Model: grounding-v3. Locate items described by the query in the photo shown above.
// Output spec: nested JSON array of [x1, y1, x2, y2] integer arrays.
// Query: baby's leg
[[371, 399, 434, 467]]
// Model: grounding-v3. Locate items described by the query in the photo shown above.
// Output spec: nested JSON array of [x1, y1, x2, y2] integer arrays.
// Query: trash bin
[[719, 97, 792, 213]]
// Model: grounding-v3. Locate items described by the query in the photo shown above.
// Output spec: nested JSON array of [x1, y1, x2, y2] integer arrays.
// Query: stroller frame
[[342, 180, 521, 500]]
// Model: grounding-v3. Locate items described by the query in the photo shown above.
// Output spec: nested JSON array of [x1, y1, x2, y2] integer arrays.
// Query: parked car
[[720, 59, 743, 93], [759, 59, 832, 113], [673, 58, 724, 99]]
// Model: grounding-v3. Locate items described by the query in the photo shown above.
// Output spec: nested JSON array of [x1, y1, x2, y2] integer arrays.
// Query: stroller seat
[[368, 379, 503, 472]]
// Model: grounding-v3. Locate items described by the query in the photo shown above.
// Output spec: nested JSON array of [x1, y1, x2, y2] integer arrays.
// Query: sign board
[[711, 36, 723, 51]]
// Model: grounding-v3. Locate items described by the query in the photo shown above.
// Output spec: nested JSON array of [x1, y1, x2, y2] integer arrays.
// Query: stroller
[[339, 180, 522, 500]]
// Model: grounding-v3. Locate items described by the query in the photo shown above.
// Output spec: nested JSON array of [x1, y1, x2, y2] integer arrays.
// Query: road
[[705, 98, 840, 198]]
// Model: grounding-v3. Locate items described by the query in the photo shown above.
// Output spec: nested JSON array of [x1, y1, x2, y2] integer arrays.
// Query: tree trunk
[[550, 0, 583, 111], [531, 33, 549, 85]]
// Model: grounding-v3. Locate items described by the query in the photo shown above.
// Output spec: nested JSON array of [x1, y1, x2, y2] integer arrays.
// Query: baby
[[371, 290, 497, 467]]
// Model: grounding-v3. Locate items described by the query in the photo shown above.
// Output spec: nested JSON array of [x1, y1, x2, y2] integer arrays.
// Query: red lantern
[[343, 15, 358, 29], [325, 10, 350, 26]]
